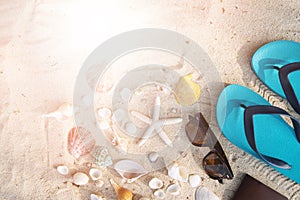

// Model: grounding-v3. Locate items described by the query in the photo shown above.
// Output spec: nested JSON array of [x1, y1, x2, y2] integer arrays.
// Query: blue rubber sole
[[251, 40, 300, 100], [216, 84, 300, 184]]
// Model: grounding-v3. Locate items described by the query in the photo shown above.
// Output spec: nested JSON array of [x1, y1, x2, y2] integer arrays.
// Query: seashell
[[189, 174, 201, 188], [114, 160, 148, 183], [148, 152, 159, 163], [139, 198, 150, 200], [125, 122, 137, 134], [166, 183, 181, 196], [149, 178, 163, 189], [112, 108, 126, 122], [95, 180, 104, 188], [67, 127, 96, 159], [153, 189, 165, 199], [43, 103, 73, 121], [98, 121, 110, 130], [110, 179, 133, 200], [90, 194, 104, 200], [73, 172, 89, 186], [175, 73, 201, 106], [120, 88, 132, 101], [167, 163, 188, 182], [57, 165, 69, 175], [195, 186, 220, 200], [89, 168, 102, 181], [93, 146, 113, 167], [97, 107, 112, 120]]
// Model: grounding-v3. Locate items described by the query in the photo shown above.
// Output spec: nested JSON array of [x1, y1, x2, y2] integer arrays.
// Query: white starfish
[[131, 96, 182, 147]]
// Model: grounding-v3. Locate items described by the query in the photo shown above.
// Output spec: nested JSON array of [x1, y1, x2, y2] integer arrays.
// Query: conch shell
[[110, 179, 133, 200], [67, 127, 96, 159]]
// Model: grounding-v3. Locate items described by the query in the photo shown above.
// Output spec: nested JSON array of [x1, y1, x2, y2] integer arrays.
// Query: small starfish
[[131, 96, 182, 147]]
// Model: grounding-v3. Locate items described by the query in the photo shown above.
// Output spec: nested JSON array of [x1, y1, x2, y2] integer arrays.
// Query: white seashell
[[89, 168, 102, 181], [189, 174, 201, 188], [148, 178, 163, 189], [120, 88, 132, 101], [90, 194, 104, 200], [167, 163, 188, 182], [98, 121, 110, 130], [113, 109, 126, 122], [195, 186, 220, 200], [148, 152, 159, 163], [166, 183, 181, 196], [97, 107, 112, 119], [43, 103, 73, 121], [125, 122, 137, 134], [95, 180, 104, 188], [154, 189, 165, 199], [57, 165, 69, 175], [114, 160, 148, 183], [73, 172, 89, 186]]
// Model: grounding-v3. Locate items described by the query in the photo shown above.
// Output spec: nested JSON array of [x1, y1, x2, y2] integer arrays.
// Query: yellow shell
[[110, 179, 133, 200], [175, 74, 201, 106]]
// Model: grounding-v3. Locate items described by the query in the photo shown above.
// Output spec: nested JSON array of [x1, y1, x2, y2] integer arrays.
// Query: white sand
[[1, 0, 300, 199]]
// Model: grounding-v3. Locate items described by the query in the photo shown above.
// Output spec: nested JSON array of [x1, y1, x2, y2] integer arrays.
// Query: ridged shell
[[67, 127, 96, 159], [93, 146, 113, 167], [195, 186, 220, 200], [114, 160, 148, 183]]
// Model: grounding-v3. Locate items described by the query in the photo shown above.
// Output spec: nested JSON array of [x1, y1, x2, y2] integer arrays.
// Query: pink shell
[[67, 127, 95, 159]]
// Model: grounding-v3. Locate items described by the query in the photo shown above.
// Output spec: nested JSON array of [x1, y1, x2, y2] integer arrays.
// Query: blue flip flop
[[251, 40, 300, 114], [216, 84, 300, 184]]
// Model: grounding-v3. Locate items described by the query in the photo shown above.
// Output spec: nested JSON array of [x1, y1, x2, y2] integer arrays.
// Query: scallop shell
[[195, 186, 220, 200], [114, 160, 148, 183], [153, 189, 165, 199], [57, 165, 69, 175], [167, 163, 188, 182], [189, 174, 201, 188], [67, 127, 96, 159], [93, 146, 113, 167], [73, 172, 89, 186], [149, 178, 163, 189], [43, 103, 73, 121], [89, 168, 102, 181], [110, 179, 133, 200], [166, 183, 181, 196], [174, 74, 201, 106]]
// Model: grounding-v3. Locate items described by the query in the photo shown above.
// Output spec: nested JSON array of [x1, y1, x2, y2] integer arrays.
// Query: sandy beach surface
[[1, 0, 300, 199]]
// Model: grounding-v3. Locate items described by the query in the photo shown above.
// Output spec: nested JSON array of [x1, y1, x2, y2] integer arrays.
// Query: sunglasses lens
[[185, 113, 209, 147], [203, 151, 233, 181]]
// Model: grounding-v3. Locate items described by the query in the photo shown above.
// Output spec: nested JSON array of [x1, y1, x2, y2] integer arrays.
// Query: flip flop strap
[[278, 62, 300, 113], [244, 105, 300, 169]]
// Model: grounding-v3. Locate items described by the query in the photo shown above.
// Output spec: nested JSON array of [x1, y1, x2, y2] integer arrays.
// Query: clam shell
[[148, 178, 163, 189], [153, 189, 165, 199], [93, 146, 113, 167], [89, 168, 102, 181], [189, 174, 201, 188], [67, 127, 96, 159], [166, 183, 181, 196], [195, 186, 220, 200], [114, 160, 148, 183], [73, 172, 89, 186], [167, 163, 188, 182], [57, 165, 69, 175]]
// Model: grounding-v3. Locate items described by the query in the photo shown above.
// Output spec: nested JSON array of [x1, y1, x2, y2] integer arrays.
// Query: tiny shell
[[114, 160, 148, 183], [97, 107, 112, 119], [153, 189, 165, 199], [95, 180, 104, 188], [148, 152, 159, 163], [125, 122, 137, 134], [166, 183, 181, 196], [43, 103, 73, 121], [149, 178, 163, 189], [73, 172, 89, 186], [120, 88, 132, 101], [195, 186, 220, 200], [57, 165, 69, 175], [167, 163, 188, 182], [189, 174, 201, 188], [67, 127, 96, 159], [110, 179, 133, 200], [90, 194, 104, 200], [93, 146, 113, 167], [89, 168, 102, 181]]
